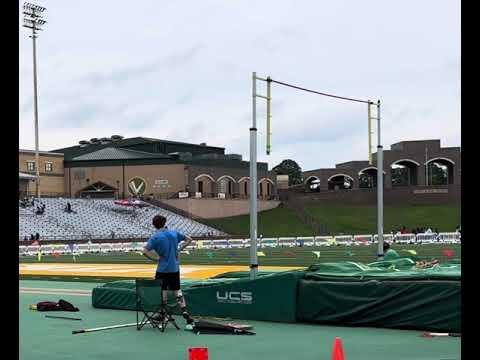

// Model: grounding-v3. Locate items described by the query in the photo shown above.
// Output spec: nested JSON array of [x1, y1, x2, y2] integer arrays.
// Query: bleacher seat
[[18, 198, 224, 240]]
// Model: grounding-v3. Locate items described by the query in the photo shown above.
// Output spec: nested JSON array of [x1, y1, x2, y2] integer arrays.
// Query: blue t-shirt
[[146, 229, 186, 273]]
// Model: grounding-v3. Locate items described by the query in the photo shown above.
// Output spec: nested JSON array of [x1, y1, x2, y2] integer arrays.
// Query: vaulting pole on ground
[[249, 72, 258, 279], [376, 100, 384, 260]]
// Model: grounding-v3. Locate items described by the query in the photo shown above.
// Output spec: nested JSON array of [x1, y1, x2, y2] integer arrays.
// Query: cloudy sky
[[19, 0, 460, 171]]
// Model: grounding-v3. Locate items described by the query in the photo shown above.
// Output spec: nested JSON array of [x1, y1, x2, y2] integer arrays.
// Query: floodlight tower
[[23, 2, 47, 198]]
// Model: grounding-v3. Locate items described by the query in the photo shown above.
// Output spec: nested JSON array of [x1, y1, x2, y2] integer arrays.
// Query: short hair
[[152, 215, 167, 229], [383, 242, 391, 252]]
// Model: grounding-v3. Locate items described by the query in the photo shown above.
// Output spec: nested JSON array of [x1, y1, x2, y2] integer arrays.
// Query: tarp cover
[[304, 260, 461, 281], [296, 279, 460, 332], [92, 261, 460, 331], [92, 271, 304, 322]]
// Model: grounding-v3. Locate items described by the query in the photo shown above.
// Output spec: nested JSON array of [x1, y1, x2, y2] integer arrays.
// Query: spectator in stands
[[383, 242, 400, 261], [23, 236, 28, 241], [35, 233, 40, 241], [67, 202, 72, 213], [30, 234, 34, 241], [111, 231, 115, 239]]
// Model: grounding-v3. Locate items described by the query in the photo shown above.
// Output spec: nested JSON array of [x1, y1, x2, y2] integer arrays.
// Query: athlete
[[142, 215, 194, 327]]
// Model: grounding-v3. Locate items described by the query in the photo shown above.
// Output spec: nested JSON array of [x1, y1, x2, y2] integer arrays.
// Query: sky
[[19, 0, 460, 171]]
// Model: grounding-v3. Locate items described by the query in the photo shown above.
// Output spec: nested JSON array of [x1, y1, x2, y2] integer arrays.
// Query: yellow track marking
[[19, 264, 302, 280]]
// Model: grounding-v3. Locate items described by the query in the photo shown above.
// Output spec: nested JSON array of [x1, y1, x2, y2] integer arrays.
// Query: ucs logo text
[[216, 291, 253, 304]]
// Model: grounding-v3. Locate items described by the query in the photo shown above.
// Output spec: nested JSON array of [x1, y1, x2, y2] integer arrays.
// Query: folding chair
[[135, 279, 180, 332]]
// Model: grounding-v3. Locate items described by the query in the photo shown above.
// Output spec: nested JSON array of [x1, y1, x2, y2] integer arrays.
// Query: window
[[27, 161, 35, 172], [45, 162, 53, 172]]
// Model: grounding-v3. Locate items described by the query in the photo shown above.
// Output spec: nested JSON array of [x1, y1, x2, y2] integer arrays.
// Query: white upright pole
[[32, 28, 41, 199], [249, 72, 258, 279], [376, 100, 384, 260]]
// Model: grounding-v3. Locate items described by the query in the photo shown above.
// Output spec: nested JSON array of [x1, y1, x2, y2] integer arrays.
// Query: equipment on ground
[[45, 315, 82, 321], [73, 322, 141, 334], [189, 319, 255, 335], [421, 332, 461, 338]]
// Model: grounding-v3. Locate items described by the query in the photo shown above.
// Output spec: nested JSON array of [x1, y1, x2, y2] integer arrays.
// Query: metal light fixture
[[22, 2, 47, 198]]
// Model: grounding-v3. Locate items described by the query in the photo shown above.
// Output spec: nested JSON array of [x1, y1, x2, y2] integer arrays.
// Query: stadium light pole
[[23, 2, 47, 199]]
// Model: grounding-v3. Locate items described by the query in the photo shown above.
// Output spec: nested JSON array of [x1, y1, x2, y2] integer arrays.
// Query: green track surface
[[205, 205, 460, 236], [20, 244, 461, 266], [20, 280, 460, 360], [19, 244, 460, 282]]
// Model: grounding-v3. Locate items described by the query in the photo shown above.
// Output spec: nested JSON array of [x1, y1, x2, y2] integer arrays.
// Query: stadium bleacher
[[19, 198, 224, 240]]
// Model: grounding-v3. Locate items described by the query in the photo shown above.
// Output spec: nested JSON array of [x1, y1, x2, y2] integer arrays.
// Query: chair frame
[[135, 279, 180, 332]]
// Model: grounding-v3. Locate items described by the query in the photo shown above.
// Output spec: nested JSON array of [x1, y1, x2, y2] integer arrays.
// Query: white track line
[[20, 290, 91, 297], [20, 287, 92, 297]]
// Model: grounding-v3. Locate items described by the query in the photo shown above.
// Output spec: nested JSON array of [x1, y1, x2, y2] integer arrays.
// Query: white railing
[[415, 233, 438, 243], [259, 238, 278, 248], [296, 237, 315, 247], [353, 235, 373, 244], [334, 235, 354, 245], [277, 237, 296, 247], [373, 234, 394, 243], [18, 232, 461, 256]]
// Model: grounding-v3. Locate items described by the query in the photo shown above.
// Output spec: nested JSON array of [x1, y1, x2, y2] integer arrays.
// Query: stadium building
[[300, 139, 461, 205], [19, 136, 277, 200]]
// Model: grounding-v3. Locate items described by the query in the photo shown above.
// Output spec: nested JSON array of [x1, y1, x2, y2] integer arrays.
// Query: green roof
[[72, 147, 171, 161], [53, 137, 225, 161]]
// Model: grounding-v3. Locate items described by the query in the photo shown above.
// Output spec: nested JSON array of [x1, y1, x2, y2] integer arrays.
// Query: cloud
[[19, 0, 460, 171]]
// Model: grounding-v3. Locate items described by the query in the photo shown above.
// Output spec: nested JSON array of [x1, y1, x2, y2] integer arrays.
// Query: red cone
[[188, 347, 208, 360], [332, 337, 345, 360]]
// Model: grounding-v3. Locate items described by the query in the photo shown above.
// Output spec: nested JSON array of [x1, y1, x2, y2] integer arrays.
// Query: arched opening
[[327, 174, 353, 191], [305, 176, 321, 192], [238, 177, 250, 198], [359, 167, 386, 189], [391, 159, 419, 187], [259, 178, 274, 198], [194, 174, 215, 196], [79, 181, 117, 198], [426, 158, 454, 185], [217, 175, 236, 197]]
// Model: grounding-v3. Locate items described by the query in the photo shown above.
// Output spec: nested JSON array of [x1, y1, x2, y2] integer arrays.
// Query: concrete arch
[[391, 158, 420, 166], [238, 177, 250, 183], [327, 174, 354, 182], [217, 175, 237, 183], [194, 174, 215, 182], [305, 175, 320, 184], [258, 178, 275, 185], [425, 157, 455, 165], [391, 159, 419, 186], [358, 167, 387, 175], [425, 157, 455, 185]]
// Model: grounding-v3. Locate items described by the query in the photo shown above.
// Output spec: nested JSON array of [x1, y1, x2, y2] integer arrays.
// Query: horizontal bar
[[255, 94, 270, 100]]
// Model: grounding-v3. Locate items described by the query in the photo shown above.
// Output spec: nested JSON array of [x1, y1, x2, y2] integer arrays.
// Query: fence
[[19, 232, 461, 256]]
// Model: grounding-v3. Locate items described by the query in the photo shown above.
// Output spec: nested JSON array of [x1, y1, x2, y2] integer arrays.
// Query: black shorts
[[155, 271, 180, 291]]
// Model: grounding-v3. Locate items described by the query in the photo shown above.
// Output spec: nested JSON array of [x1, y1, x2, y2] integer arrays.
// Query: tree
[[272, 159, 303, 186]]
